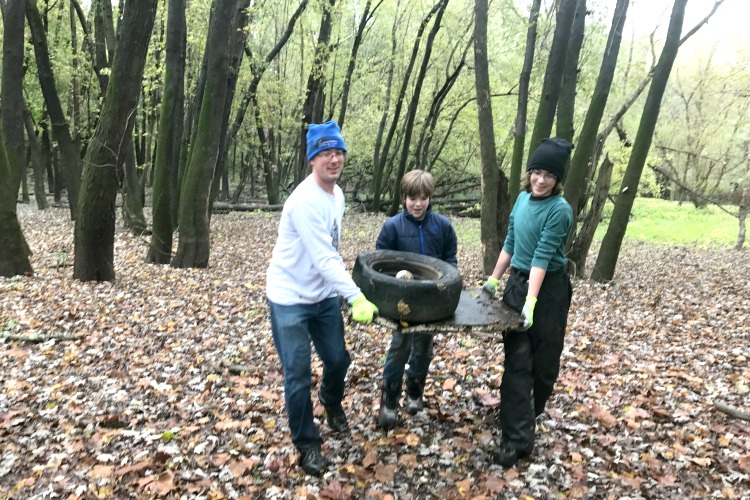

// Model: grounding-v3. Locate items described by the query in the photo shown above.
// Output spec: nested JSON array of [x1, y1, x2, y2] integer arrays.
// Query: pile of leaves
[[2, 205, 748, 499]]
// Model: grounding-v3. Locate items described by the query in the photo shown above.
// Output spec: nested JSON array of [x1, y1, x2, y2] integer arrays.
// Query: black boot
[[324, 404, 350, 433], [299, 447, 328, 476], [377, 381, 400, 430], [491, 440, 533, 467], [405, 376, 426, 415]]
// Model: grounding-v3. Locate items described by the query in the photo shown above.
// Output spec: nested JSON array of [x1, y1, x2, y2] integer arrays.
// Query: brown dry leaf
[[146, 470, 175, 497], [374, 464, 397, 483], [443, 378, 457, 390], [362, 450, 378, 468]]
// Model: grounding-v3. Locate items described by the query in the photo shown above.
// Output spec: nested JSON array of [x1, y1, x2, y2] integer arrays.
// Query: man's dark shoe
[[377, 381, 400, 430], [299, 447, 328, 476], [492, 441, 532, 467], [325, 404, 350, 433]]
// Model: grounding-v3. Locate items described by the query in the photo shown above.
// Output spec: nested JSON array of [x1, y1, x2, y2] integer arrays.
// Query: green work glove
[[351, 294, 378, 324], [521, 296, 537, 329], [482, 276, 500, 297]]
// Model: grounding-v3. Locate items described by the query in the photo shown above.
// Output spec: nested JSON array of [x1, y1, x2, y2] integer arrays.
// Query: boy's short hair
[[401, 170, 435, 200]]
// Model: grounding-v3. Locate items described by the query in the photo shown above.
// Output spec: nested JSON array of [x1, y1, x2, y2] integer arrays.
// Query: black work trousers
[[500, 267, 572, 450]]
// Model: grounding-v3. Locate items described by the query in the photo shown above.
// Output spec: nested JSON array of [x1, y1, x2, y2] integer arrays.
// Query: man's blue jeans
[[268, 297, 351, 451], [382, 329, 434, 385]]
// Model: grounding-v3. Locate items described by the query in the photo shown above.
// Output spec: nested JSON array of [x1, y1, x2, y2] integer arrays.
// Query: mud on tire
[[352, 250, 462, 323]]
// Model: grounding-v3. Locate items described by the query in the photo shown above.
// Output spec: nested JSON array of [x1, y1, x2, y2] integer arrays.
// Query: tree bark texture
[[73, 0, 159, 282], [564, 0, 628, 232], [26, 0, 83, 220], [172, 0, 238, 269], [372, 0, 443, 212], [22, 105, 50, 210], [296, 0, 336, 185], [591, 0, 687, 283], [509, 0, 542, 206], [2, 0, 27, 199], [0, 123, 33, 277], [568, 154, 614, 275], [386, 0, 448, 216], [474, 0, 502, 274], [147, 0, 186, 264], [555, 0, 586, 142], [526, 0, 577, 163]]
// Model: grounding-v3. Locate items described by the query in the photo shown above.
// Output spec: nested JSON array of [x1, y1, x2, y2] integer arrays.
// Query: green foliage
[[596, 197, 737, 246]]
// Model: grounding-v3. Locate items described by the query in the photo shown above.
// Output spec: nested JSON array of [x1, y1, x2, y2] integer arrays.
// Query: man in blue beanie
[[266, 120, 378, 476]]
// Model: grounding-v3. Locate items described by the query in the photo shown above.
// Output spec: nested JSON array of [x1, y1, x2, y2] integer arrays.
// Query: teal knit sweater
[[503, 191, 573, 272]]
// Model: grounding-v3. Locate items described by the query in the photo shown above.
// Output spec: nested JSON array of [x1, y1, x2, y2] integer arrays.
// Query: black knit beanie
[[527, 138, 574, 181]]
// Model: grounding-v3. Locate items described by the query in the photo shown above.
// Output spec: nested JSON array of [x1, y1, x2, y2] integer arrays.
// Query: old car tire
[[352, 250, 462, 323]]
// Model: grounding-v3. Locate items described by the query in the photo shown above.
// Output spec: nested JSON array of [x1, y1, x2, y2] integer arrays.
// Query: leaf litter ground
[[1, 205, 749, 499]]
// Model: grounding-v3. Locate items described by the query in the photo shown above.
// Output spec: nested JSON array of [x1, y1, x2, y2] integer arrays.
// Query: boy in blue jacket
[[375, 170, 458, 430]]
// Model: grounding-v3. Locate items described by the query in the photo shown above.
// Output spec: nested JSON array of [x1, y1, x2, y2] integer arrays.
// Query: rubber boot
[[405, 376, 426, 415], [377, 381, 400, 430]]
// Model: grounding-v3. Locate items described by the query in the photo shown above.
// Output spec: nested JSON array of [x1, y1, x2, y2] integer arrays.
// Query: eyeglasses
[[318, 150, 345, 160], [529, 169, 557, 181]]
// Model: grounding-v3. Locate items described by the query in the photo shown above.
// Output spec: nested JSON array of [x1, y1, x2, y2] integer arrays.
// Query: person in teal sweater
[[483, 138, 574, 467]]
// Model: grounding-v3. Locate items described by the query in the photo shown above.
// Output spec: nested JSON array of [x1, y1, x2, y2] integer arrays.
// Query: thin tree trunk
[[372, 0, 443, 212], [508, 0, 542, 206], [475, 0, 504, 274], [172, 0, 238, 269], [568, 154, 614, 275], [146, 0, 186, 264], [22, 105, 50, 210], [295, 0, 336, 185], [556, 0, 586, 142], [564, 0, 628, 232], [73, 0, 158, 282], [387, 0, 448, 216], [338, 0, 383, 129], [2, 0, 27, 200], [370, 1, 399, 210], [591, 0, 687, 283], [26, 0, 82, 220], [526, 0, 577, 162]]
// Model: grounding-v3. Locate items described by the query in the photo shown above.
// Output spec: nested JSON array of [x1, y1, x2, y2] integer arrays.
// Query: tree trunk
[[564, 0, 628, 234], [338, 0, 382, 129], [22, 105, 50, 210], [475, 0, 503, 274], [370, 1, 400, 210], [146, 0, 186, 264], [386, 0, 448, 216], [526, 0, 577, 161], [172, 0, 238, 269], [555, 0, 586, 142], [508, 0, 542, 206], [568, 154, 614, 276], [591, 0, 687, 283], [0, 132, 33, 277], [372, 0, 443, 212], [210, 0, 251, 211], [122, 138, 148, 234], [734, 187, 748, 251], [73, 0, 158, 282], [2, 0, 27, 199], [26, 0, 82, 220], [296, 0, 336, 185]]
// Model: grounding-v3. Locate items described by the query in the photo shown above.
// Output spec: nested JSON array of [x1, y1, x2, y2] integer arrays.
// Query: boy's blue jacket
[[375, 206, 458, 267]]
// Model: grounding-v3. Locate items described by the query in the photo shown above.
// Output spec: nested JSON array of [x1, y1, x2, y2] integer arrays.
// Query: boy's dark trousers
[[500, 267, 572, 450]]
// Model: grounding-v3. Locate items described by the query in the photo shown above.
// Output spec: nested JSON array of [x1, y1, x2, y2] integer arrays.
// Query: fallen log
[[1, 332, 85, 343], [212, 202, 283, 213], [714, 402, 750, 421]]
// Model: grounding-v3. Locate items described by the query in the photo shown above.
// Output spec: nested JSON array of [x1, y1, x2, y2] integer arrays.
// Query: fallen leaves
[[1, 207, 749, 498]]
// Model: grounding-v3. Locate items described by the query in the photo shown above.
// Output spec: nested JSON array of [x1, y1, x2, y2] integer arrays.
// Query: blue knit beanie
[[306, 121, 347, 161], [527, 138, 574, 181]]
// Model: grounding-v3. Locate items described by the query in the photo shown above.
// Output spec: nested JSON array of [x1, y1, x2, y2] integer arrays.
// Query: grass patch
[[451, 197, 739, 248], [598, 198, 737, 246]]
